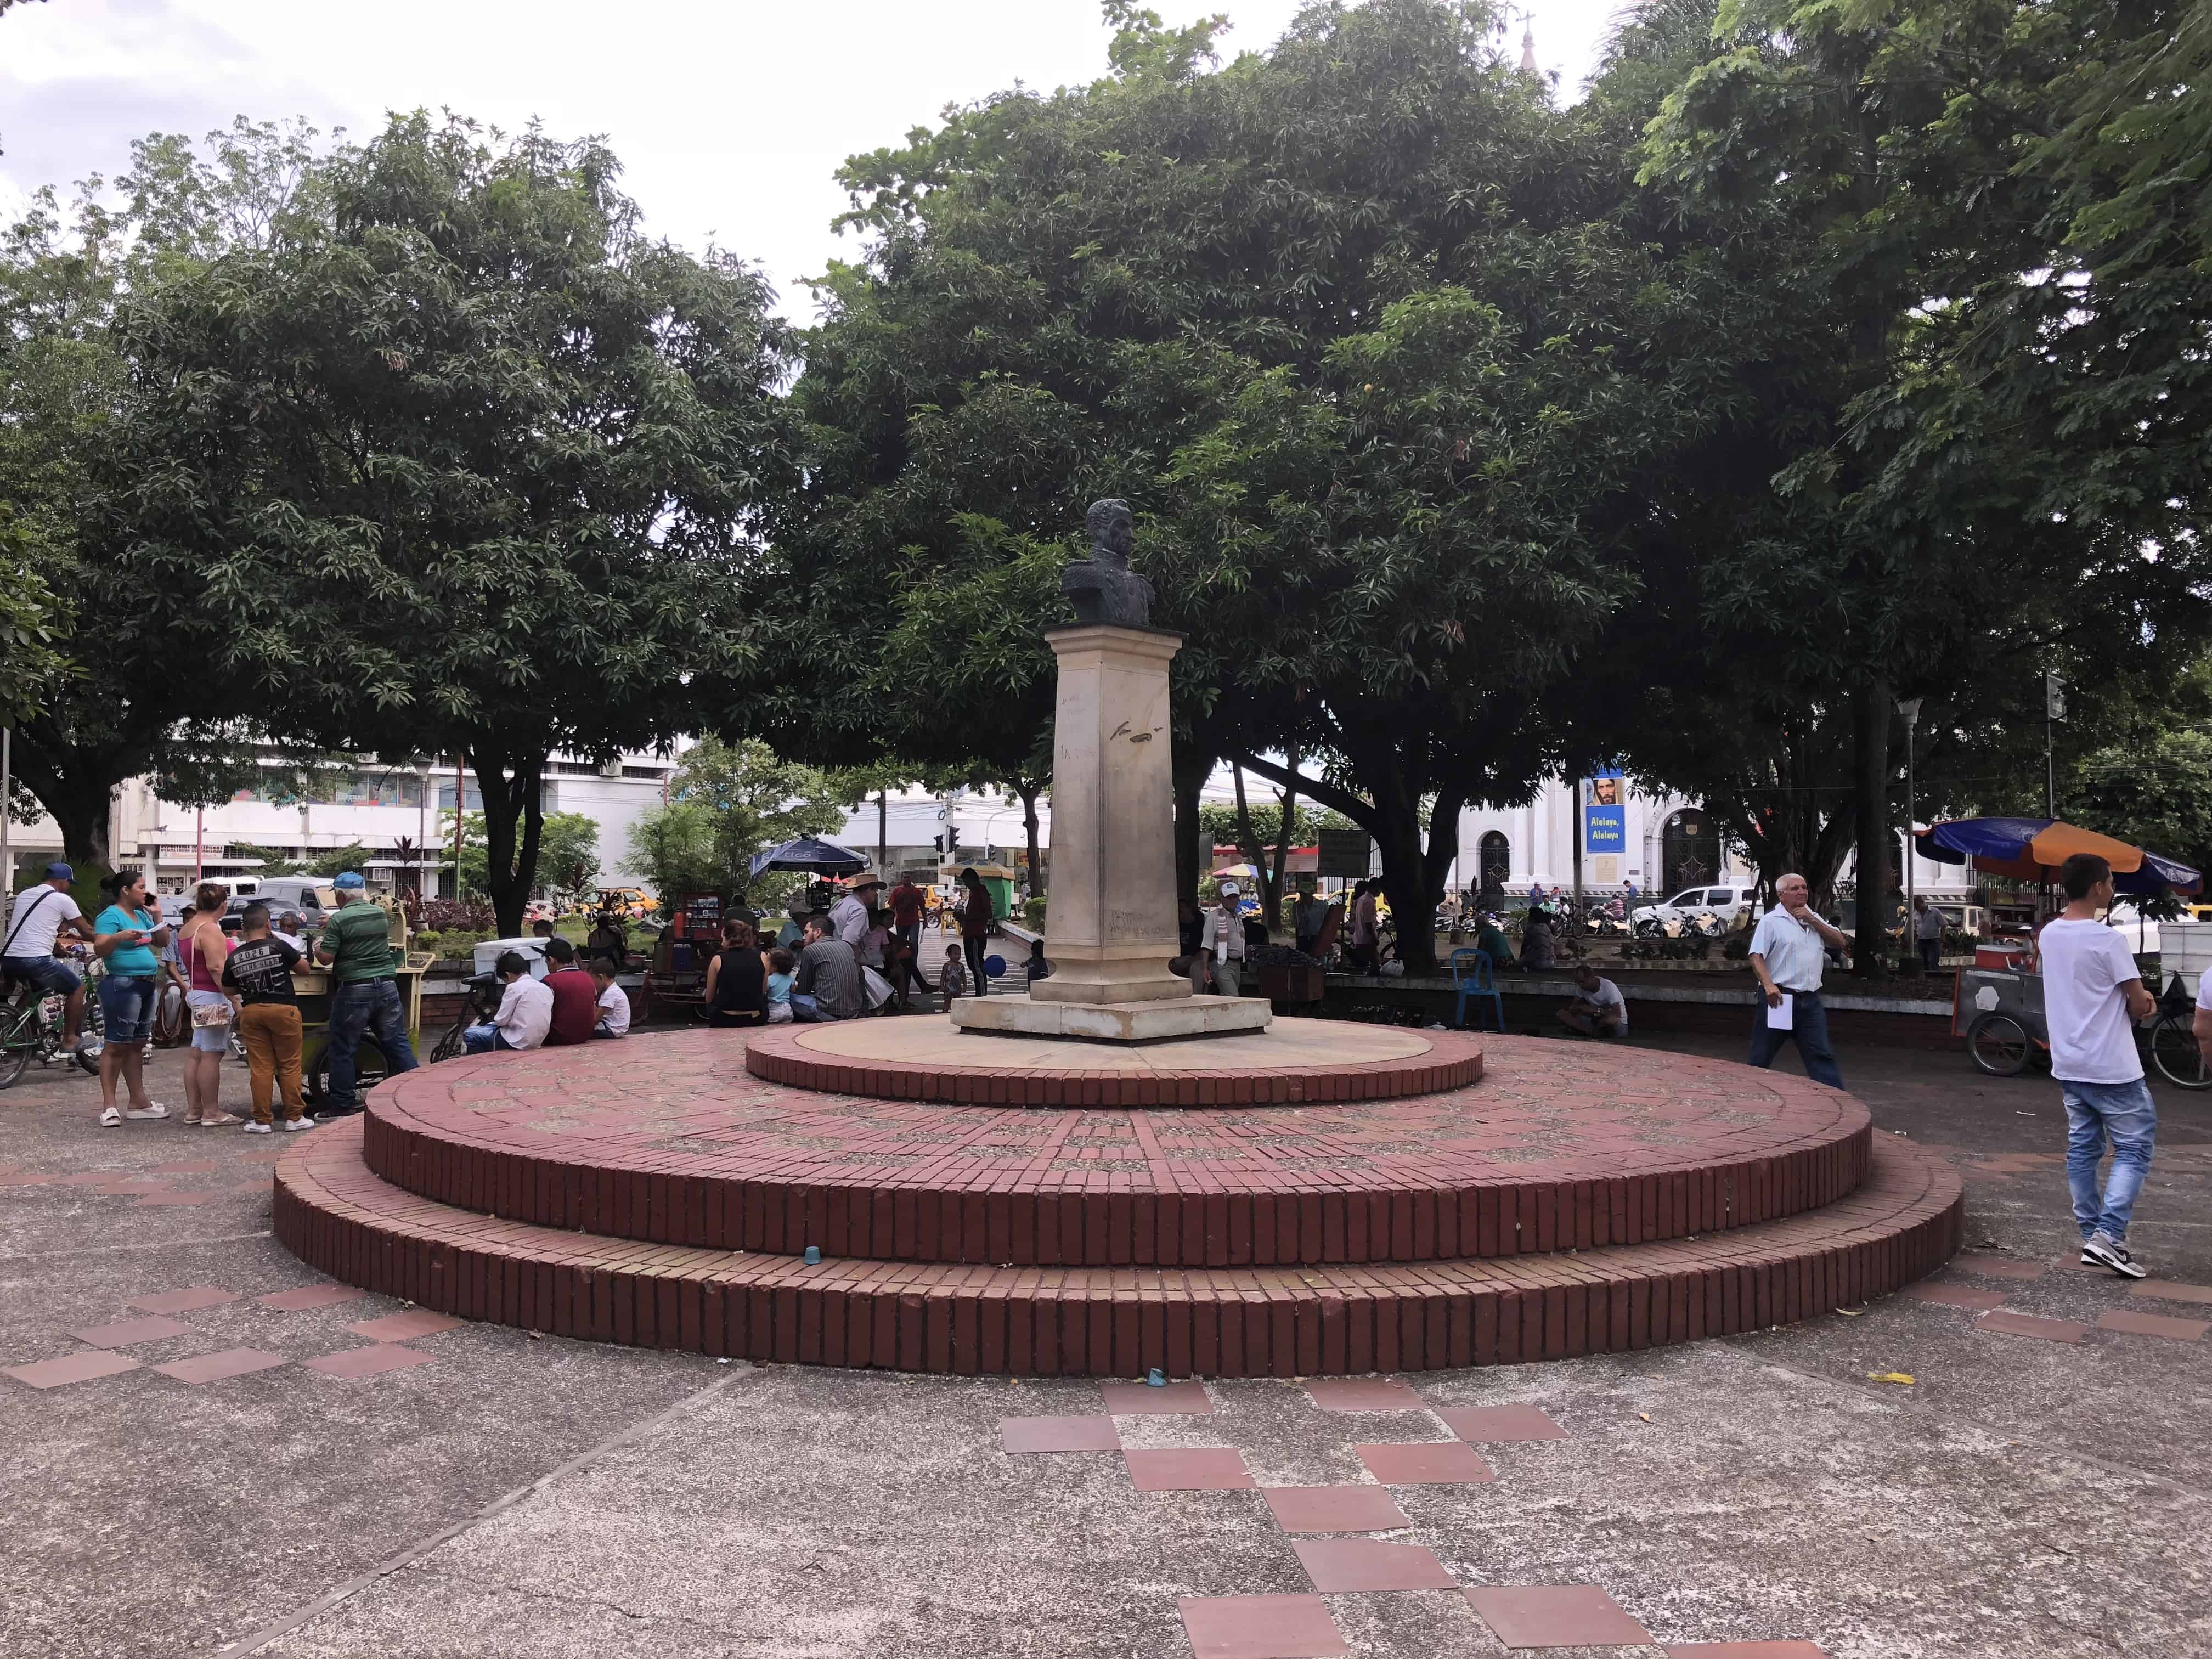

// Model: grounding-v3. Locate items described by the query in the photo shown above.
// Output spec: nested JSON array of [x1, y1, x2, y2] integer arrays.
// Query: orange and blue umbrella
[[1915, 817, 2202, 895]]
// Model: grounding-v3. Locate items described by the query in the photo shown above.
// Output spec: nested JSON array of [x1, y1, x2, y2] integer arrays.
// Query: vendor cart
[[296, 955, 430, 1105], [1954, 963, 2209, 1088]]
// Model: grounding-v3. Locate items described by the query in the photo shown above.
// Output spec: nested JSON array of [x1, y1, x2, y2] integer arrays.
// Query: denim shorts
[[3, 954, 83, 996], [98, 974, 158, 1043], [186, 989, 233, 1052]]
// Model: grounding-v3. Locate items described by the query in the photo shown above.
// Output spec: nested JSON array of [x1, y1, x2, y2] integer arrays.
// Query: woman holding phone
[[92, 870, 171, 1127]]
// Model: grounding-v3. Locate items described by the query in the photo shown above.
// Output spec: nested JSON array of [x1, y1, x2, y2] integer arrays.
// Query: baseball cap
[[1219, 881, 1240, 898], [43, 861, 73, 881], [334, 871, 366, 890]]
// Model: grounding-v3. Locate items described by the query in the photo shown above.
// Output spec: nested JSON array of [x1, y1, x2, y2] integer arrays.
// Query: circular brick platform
[[356, 1032, 1871, 1268], [274, 1118, 1961, 1376], [742, 1018, 1484, 1106]]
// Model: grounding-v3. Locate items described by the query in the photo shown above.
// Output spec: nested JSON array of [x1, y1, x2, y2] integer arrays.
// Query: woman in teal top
[[92, 870, 170, 1127]]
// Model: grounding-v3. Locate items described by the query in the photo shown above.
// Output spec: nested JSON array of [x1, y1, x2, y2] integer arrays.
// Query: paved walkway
[[3, 1028, 2207, 1657]]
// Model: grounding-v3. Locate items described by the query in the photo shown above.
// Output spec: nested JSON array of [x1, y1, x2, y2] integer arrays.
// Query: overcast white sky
[[2, 0, 1618, 319]]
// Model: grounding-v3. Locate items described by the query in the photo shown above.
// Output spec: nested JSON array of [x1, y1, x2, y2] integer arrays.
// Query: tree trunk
[[876, 790, 888, 878], [1230, 764, 1277, 929], [1851, 680, 1893, 977], [1230, 744, 1449, 976], [1017, 782, 1043, 900], [1267, 758, 1299, 936], [468, 746, 549, 938], [1172, 740, 1212, 907]]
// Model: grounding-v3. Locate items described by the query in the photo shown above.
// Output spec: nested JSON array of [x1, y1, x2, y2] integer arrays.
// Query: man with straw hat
[[830, 874, 883, 955]]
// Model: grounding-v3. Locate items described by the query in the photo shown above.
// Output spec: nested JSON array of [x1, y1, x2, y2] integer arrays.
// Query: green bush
[[1023, 896, 1047, 929]]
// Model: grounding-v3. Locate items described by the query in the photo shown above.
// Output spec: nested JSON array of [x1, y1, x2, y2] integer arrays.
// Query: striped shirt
[[318, 900, 399, 983]]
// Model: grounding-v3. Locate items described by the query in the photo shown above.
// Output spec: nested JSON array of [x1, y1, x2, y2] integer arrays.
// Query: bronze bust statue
[[1062, 498, 1155, 627]]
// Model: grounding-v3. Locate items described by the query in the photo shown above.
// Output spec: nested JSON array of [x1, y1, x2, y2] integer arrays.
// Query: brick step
[[362, 1032, 1874, 1268], [275, 1120, 1961, 1376]]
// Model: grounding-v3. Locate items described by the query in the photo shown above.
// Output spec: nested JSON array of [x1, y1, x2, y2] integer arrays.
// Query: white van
[[229, 878, 342, 928]]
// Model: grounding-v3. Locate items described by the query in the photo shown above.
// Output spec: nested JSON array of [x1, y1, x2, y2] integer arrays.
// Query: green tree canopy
[[117, 112, 803, 934], [625, 737, 848, 910], [748, 0, 1749, 969]]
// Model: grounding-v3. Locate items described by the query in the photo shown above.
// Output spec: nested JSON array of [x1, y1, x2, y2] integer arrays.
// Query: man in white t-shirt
[[2, 861, 95, 1058], [2039, 853, 2159, 1277], [1556, 963, 1628, 1037]]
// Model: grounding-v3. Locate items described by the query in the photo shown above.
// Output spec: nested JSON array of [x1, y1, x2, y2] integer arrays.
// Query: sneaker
[[283, 1116, 317, 1132], [242, 1121, 273, 1135], [123, 1102, 170, 1120], [99, 1105, 122, 1127], [2082, 1235, 2148, 1278]]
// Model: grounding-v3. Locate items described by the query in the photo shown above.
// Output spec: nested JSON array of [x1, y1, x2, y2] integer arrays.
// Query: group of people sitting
[[463, 935, 631, 1053]]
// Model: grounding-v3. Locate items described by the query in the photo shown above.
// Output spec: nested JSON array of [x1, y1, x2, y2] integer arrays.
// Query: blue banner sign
[[1584, 769, 1626, 856]]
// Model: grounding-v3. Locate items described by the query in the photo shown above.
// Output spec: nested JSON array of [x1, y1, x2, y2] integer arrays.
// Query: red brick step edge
[[742, 1024, 1486, 1107], [274, 1120, 1963, 1376]]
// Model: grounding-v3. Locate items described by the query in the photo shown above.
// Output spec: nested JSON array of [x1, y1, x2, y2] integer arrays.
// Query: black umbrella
[[749, 836, 868, 878]]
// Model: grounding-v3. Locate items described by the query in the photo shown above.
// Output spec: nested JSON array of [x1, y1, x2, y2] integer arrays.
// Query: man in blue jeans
[[1746, 872, 1852, 1089], [2039, 852, 2158, 1277], [314, 872, 419, 1113]]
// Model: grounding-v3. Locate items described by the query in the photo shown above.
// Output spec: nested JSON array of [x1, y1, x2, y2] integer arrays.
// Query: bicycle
[[0, 971, 99, 1089]]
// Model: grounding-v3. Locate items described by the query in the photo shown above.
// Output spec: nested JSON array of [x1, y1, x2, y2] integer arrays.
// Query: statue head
[[1086, 498, 1135, 569]]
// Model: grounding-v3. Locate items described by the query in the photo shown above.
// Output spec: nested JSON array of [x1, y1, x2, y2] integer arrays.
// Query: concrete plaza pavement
[[2, 1020, 2207, 1658]]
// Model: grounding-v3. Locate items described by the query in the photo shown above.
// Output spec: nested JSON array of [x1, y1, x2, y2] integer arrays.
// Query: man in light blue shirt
[[1746, 873, 1852, 1088]]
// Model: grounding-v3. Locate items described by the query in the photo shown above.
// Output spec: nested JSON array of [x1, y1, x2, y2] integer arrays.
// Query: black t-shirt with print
[[222, 936, 302, 1006]]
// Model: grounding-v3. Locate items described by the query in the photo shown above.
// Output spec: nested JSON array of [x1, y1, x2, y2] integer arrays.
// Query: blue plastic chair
[[1449, 948, 1505, 1032]]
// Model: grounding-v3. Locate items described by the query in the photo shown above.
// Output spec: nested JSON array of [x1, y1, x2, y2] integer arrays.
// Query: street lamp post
[[1897, 697, 1922, 969]]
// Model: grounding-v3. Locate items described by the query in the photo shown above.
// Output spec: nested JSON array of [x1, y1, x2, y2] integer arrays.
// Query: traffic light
[[932, 835, 944, 853]]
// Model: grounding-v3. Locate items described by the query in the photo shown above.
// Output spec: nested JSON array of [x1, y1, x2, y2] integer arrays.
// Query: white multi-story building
[[3, 748, 680, 895]]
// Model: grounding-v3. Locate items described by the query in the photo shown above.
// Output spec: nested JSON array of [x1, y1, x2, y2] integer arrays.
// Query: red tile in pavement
[[1356, 1441, 1496, 1485], [0, 1171, 59, 1187], [257, 1285, 369, 1312], [2131, 1280, 2212, 1307], [66, 1315, 198, 1349], [302, 1345, 437, 1379], [346, 1310, 463, 1342], [1126, 1448, 1252, 1491], [134, 1190, 220, 1206], [1262, 1485, 1410, 1534], [1102, 1380, 1212, 1415], [152, 1160, 218, 1175], [1305, 1376, 1423, 1412], [51, 1170, 132, 1187], [2096, 1309, 2209, 1342], [5, 1351, 143, 1390], [1178, 1595, 1348, 1659], [1947, 1253, 2046, 1282], [152, 1348, 289, 1385], [126, 1285, 238, 1314], [1000, 1414, 1121, 1453], [1465, 1585, 1654, 1647], [88, 1177, 163, 1194], [1664, 1645, 1832, 1657], [1437, 1404, 1566, 1442], [1291, 1538, 1456, 1592], [1901, 1282, 2005, 1311], [1976, 1311, 2088, 1344]]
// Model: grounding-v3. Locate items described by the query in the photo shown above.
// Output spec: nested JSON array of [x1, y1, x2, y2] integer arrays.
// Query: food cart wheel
[[1967, 1012, 2031, 1077], [306, 1035, 393, 1106], [2148, 1012, 2212, 1090]]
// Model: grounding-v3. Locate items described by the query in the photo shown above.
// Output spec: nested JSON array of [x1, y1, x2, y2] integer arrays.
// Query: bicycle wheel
[[308, 1035, 392, 1107], [0, 1005, 35, 1090], [429, 1019, 470, 1063], [2148, 1011, 2212, 1090], [1967, 1013, 2030, 1077]]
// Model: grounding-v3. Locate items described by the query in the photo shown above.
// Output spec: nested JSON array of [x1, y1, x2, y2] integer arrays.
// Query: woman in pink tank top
[[181, 882, 239, 1127]]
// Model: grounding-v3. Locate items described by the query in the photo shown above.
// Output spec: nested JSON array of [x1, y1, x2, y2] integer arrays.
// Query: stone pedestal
[[949, 622, 1269, 1042]]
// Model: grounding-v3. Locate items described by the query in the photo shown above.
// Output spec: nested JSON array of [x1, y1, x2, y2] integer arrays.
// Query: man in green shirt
[[313, 872, 418, 1113]]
